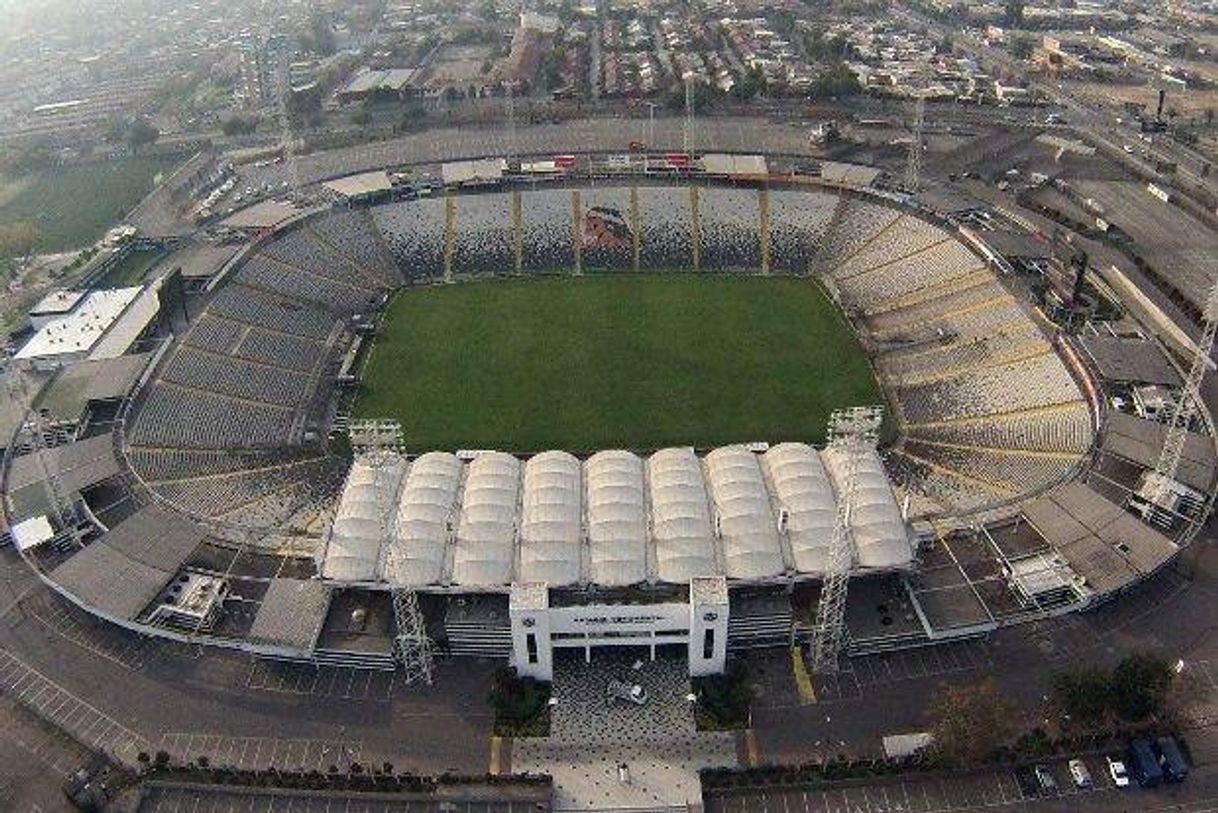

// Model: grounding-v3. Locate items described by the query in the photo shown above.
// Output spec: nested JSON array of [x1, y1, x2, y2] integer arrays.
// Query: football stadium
[[3, 166, 1214, 684]]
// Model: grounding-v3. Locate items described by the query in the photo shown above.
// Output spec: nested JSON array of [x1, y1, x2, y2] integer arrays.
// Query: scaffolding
[[809, 405, 884, 673]]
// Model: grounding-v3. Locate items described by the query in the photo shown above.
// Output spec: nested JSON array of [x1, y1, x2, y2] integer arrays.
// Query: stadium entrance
[[508, 578, 729, 681]]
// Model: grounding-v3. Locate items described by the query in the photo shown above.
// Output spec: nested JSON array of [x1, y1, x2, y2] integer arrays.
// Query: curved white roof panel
[[821, 445, 913, 570], [386, 452, 463, 587], [323, 455, 405, 582], [452, 452, 520, 587], [704, 446, 785, 580], [585, 450, 647, 586], [763, 443, 842, 575], [648, 448, 716, 582], [519, 451, 583, 586]]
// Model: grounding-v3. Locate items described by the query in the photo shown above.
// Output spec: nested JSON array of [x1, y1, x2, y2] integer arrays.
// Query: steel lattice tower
[[1150, 282, 1218, 508], [349, 419, 434, 684], [5, 362, 83, 551], [809, 406, 884, 674], [903, 94, 925, 193]]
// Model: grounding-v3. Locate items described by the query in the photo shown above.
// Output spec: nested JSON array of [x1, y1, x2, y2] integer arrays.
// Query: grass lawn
[[0, 156, 181, 257], [355, 274, 882, 452], [94, 247, 166, 288]]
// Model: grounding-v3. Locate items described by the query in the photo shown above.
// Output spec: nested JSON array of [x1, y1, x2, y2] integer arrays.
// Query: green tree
[[1111, 654, 1174, 721], [928, 678, 1016, 766], [1052, 666, 1111, 727], [127, 118, 161, 151], [1010, 34, 1035, 60], [0, 221, 41, 259]]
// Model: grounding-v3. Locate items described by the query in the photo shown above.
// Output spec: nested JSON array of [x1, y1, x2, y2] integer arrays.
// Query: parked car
[[1156, 736, 1190, 782], [606, 680, 648, 706], [1034, 764, 1058, 794], [1128, 739, 1164, 787], [1068, 758, 1093, 789], [1106, 755, 1130, 788]]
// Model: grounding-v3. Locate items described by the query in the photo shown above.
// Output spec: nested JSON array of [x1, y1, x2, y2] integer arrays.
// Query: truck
[[1127, 738, 1164, 787], [1156, 736, 1190, 782]]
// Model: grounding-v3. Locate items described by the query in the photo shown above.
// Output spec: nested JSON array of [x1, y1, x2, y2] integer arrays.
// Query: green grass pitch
[[354, 274, 883, 452]]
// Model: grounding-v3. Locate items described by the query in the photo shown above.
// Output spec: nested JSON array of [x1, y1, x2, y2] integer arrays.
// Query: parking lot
[[138, 785, 552, 812], [245, 657, 398, 702], [0, 645, 151, 764], [158, 731, 366, 773], [20, 589, 158, 671], [705, 756, 1127, 813]]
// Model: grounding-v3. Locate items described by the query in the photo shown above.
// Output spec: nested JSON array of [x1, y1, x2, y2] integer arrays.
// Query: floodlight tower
[[1149, 282, 1218, 509], [809, 405, 884, 674], [349, 419, 434, 685], [274, 44, 302, 200], [903, 93, 925, 193], [4, 361, 82, 551], [683, 76, 695, 157]]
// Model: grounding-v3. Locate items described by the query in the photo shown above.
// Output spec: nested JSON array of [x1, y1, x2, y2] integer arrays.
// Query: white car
[[1107, 756, 1130, 788], [606, 680, 649, 706], [1068, 758, 1093, 789]]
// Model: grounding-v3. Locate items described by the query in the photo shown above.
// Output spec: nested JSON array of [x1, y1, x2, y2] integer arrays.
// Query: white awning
[[763, 443, 842, 575], [822, 445, 912, 570], [452, 452, 520, 587], [585, 450, 647, 586], [322, 455, 406, 582], [519, 451, 582, 586], [386, 452, 462, 587], [704, 446, 785, 580], [647, 448, 716, 582]]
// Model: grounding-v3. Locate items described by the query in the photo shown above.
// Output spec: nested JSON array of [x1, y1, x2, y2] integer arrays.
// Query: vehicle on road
[[1106, 755, 1130, 788], [1068, 758, 1093, 789]]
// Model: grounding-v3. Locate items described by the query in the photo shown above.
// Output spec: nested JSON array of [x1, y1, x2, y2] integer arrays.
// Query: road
[[896, 5, 1216, 201]]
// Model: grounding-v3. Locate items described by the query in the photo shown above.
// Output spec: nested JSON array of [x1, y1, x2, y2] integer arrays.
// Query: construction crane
[[809, 405, 884, 673], [1144, 281, 1218, 521]]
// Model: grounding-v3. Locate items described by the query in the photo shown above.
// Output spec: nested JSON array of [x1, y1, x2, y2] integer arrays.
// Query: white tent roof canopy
[[319, 444, 914, 589]]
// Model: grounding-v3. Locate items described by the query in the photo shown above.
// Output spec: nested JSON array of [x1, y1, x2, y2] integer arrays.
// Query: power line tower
[[348, 419, 435, 685], [1148, 282, 1218, 511], [809, 405, 884, 674], [903, 93, 925, 193]]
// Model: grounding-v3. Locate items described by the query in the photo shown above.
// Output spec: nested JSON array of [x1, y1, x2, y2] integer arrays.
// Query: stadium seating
[[123, 182, 1099, 538]]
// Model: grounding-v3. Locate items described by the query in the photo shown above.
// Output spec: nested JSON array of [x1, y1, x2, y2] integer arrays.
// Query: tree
[[1010, 34, 1036, 60], [936, 34, 954, 55], [928, 678, 1016, 766], [811, 61, 861, 99], [127, 118, 160, 151], [1004, 0, 1025, 26], [1052, 666, 1111, 727], [1111, 653, 1174, 721], [0, 221, 41, 259]]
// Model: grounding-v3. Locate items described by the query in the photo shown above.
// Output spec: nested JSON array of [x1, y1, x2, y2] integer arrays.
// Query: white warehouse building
[[318, 443, 914, 678]]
